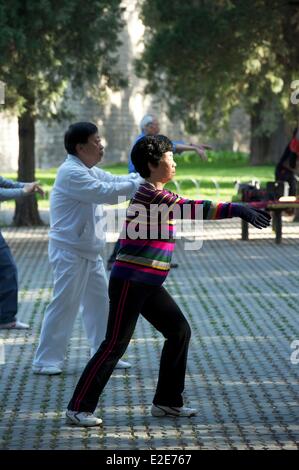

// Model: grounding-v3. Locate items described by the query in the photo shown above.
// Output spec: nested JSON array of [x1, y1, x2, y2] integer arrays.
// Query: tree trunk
[[250, 105, 289, 166], [13, 112, 43, 226]]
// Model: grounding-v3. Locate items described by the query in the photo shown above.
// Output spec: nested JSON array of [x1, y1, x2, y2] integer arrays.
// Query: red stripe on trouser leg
[[73, 280, 130, 410]]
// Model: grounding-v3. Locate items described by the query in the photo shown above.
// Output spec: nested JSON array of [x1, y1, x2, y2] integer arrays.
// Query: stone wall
[[0, 113, 19, 171]]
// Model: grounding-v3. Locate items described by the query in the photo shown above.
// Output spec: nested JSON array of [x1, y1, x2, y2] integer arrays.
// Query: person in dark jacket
[[0, 176, 44, 329], [275, 126, 299, 197]]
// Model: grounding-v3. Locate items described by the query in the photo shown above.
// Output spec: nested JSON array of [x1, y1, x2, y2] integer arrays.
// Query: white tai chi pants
[[33, 244, 109, 368]]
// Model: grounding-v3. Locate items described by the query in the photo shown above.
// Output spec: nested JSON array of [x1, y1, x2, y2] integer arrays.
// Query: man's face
[[146, 118, 160, 135], [77, 132, 104, 167]]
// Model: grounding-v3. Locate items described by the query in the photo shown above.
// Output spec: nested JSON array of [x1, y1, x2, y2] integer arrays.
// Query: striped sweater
[[111, 182, 234, 286]]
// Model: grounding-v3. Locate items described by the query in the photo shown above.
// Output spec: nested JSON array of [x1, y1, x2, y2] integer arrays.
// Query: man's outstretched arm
[[174, 142, 212, 161]]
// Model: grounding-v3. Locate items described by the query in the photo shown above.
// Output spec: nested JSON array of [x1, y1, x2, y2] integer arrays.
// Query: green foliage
[[0, 0, 125, 118], [175, 150, 249, 165], [136, 0, 299, 136]]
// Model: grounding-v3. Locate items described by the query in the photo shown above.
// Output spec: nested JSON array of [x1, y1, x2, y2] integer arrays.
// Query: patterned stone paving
[[0, 220, 298, 450]]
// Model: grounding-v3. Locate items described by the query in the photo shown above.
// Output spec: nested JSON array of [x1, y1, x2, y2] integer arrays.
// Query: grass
[[1, 152, 275, 209]]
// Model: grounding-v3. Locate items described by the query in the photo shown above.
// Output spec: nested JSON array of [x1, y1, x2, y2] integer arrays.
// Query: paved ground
[[0, 219, 299, 450]]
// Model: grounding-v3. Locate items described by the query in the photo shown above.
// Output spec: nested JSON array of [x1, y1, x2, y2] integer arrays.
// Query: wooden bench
[[241, 201, 299, 244]]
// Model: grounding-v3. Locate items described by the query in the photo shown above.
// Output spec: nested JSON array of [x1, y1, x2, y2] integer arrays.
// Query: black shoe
[[151, 404, 197, 417]]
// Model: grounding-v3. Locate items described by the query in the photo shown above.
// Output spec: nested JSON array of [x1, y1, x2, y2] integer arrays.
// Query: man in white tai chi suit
[[33, 122, 143, 374]]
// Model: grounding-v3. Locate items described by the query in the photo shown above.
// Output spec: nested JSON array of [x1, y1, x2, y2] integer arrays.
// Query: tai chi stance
[[0, 176, 44, 330], [66, 134, 270, 426]]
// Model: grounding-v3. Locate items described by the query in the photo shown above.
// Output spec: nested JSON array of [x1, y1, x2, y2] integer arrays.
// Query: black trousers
[[68, 277, 191, 413], [0, 232, 18, 324]]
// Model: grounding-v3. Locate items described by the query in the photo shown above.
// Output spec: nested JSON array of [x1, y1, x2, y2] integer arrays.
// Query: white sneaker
[[32, 365, 62, 375], [0, 321, 29, 330], [66, 410, 102, 427], [151, 404, 197, 417], [115, 359, 131, 369]]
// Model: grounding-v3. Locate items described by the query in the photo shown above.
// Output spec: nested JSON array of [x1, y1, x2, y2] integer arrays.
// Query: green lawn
[[1, 154, 275, 209]]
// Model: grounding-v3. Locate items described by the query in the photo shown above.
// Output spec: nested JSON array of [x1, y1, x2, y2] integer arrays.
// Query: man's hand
[[175, 142, 212, 160], [198, 144, 213, 150], [190, 143, 212, 161], [233, 204, 271, 229], [23, 181, 45, 197]]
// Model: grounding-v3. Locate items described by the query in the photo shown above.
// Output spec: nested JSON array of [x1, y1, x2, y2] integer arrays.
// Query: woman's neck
[[145, 178, 164, 190]]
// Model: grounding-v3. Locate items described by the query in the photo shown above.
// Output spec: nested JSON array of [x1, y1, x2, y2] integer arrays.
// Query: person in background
[[0, 177, 44, 329], [275, 125, 299, 217], [275, 125, 299, 197], [128, 114, 210, 173]]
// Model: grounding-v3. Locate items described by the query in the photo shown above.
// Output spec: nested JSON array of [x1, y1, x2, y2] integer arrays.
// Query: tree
[[136, 0, 299, 164], [0, 0, 125, 225]]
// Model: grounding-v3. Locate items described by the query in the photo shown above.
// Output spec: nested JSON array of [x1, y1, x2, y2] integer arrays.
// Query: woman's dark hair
[[131, 135, 173, 177], [64, 122, 98, 155]]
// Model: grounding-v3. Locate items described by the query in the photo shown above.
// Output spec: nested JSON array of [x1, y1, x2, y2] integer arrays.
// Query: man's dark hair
[[131, 135, 173, 177], [64, 122, 98, 155]]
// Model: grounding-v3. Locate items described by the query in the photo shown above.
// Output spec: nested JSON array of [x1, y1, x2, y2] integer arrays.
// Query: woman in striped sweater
[[66, 135, 271, 426]]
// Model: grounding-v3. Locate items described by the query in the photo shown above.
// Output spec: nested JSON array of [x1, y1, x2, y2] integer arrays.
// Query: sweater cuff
[[230, 203, 243, 218]]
